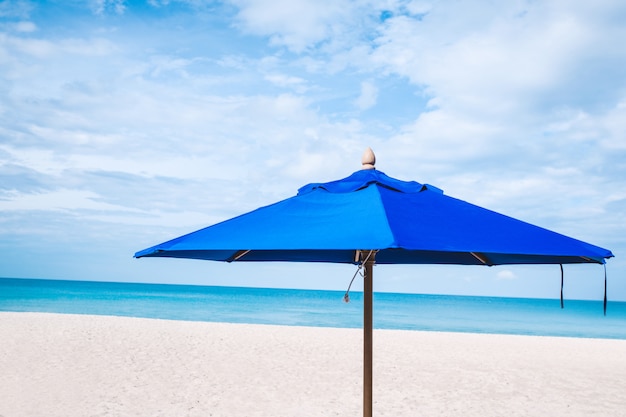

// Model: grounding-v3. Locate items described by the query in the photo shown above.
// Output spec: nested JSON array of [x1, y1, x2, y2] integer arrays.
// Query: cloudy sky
[[1, 0, 625, 301]]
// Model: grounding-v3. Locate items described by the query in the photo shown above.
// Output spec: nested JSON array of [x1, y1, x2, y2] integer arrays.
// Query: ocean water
[[1, 277, 625, 339]]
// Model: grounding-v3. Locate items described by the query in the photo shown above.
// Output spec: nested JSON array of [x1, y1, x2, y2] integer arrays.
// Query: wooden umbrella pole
[[363, 254, 375, 417]]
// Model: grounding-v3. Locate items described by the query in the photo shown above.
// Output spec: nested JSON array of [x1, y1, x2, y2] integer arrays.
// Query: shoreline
[[2, 312, 626, 416], [1, 308, 624, 341]]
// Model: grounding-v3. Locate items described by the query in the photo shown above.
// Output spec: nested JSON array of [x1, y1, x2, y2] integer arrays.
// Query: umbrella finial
[[361, 147, 376, 170]]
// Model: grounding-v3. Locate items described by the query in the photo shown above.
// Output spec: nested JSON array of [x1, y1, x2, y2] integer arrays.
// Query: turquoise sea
[[1, 277, 625, 339]]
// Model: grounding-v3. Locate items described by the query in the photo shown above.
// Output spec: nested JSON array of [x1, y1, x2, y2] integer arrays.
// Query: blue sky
[[1, 0, 625, 301]]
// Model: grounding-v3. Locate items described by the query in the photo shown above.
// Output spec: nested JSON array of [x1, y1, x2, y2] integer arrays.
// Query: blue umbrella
[[135, 148, 613, 417]]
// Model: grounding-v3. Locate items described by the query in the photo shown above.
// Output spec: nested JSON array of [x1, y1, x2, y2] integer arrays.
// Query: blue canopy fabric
[[135, 169, 613, 265]]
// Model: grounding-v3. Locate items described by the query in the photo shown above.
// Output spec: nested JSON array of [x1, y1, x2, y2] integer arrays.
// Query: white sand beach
[[1, 312, 625, 417]]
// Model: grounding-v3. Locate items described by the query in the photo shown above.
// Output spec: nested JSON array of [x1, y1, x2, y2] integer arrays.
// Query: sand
[[1, 312, 625, 417]]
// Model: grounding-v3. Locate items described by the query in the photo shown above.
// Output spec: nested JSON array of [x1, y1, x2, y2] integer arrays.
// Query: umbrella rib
[[227, 250, 251, 262], [470, 252, 492, 266]]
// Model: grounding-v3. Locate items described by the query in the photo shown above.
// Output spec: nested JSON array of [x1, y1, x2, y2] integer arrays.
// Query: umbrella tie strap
[[344, 250, 375, 303], [604, 264, 606, 316], [560, 264, 564, 309]]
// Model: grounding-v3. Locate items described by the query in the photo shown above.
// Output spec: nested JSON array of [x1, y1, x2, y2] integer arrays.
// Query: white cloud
[[229, 0, 349, 52], [599, 100, 626, 150], [0, 0, 33, 19], [264, 73, 309, 93], [496, 270, 517, 281], [13, 21, 37, 32], [354, 80, 378, 110], [367, 1, 626, 131], [1, 33, 117, 60], [91, 0, 127, 15], [405, 1, 432, 15], [0, 189, 136, 212]]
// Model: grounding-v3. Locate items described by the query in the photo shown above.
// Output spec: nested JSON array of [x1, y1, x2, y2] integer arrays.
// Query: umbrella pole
[[363, 255, 374, 417]]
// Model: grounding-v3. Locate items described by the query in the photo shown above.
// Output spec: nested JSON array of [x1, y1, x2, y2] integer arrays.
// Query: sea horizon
[[2, 275, 619, 301], [2, 276, 625, 340]]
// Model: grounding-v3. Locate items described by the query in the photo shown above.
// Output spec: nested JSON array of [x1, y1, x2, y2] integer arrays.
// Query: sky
[[1, 0, 625, 301]]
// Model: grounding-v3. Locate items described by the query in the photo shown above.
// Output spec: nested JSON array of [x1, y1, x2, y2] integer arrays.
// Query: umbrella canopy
[[135, 162, 612, 266], [134, 149, 613, 417]]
